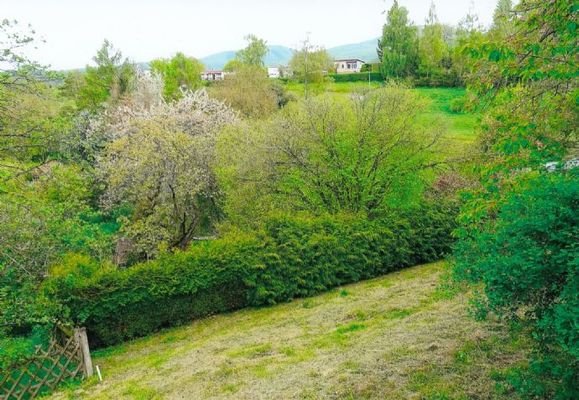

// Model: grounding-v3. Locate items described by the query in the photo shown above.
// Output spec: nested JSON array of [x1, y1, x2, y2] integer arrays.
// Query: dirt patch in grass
[[49, 262, 530, 400]]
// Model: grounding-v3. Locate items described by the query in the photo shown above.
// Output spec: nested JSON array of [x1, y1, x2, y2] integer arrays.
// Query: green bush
[[46, 203, 456, 347], [453, 171, 578, 398], [449, 96, 467, 113], [0, 326, 51, 371], [329, 72, 383, 83]]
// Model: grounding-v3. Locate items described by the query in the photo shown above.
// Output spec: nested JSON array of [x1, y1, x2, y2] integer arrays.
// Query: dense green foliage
[[76, 40, 136, 111], [414, 69, 462, 88], [209, 66, 281, 118], [378, 0, 419, 78], [376, 1, 486, 87], [454, 171, 578, 398], [329, 72, 383, 83], [452, 0, 578, 397], [234, 34, 269, 68], [216, 86, 442, 226], [1, 1, 575, 398], [46, 203, 457, 347], [418, 3, 447, 79], [0, 326, 51, 371], [150, 52, 205, 100], [289, 39, 333, 91]]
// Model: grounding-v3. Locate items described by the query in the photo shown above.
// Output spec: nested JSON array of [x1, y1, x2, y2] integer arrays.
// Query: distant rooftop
[[334, 58, 366, 63]]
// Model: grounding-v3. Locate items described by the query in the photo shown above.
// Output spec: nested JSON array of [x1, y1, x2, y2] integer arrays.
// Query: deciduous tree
[[418, 2, 447, 78], [98, 83, 236, 258], [217, 85, 443, 224], [378, 0, 419, 78], [150, 52, 204, 101], [289, 38, 332, 95], [209, 66, 278, 118], [234, 34, 268, 68], [77, 40, 136, 110], [454, 1, 578, 395]]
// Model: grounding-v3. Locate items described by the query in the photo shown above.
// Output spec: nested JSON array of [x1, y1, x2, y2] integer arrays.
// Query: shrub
[[453, 171, 578, 398], [449, 96, 467, 113], [44, 234, 259, 346], [0, 326, 51, 371], [209, 66, 279, 118], [46, 202, 456, 347]]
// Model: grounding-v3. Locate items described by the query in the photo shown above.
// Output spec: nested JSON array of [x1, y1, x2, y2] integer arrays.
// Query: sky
[[2, 0, 498, 70]]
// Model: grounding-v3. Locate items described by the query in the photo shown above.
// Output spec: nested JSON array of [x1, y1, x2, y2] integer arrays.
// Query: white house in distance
[[201, 70, 227, 81], [267, 67, 281, 78], [334, 59, 365, 74]]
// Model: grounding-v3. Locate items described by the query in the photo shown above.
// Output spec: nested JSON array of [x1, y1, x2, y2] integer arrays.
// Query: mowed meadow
[[49, 263, 531, 400]]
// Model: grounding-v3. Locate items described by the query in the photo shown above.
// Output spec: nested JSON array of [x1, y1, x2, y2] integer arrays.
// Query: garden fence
[[0, 326, 93, 400]]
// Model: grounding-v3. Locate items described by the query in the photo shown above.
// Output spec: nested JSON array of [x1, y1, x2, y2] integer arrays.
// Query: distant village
[[200, 58, 367, 81]]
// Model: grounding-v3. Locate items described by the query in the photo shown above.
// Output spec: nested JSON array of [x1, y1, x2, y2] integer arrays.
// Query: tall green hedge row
[[330, 72, 384, 83], [45, 203, 456, 347]]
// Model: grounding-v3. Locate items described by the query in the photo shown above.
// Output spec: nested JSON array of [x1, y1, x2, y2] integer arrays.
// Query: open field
[[50, 262, 530, 400], [414, 87, 478, 153]]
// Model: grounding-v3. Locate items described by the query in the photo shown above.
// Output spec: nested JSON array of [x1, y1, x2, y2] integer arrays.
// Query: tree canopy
[[234, 34, 268, 68], [98, 80, 236, 259], [418, 2, 447, 77], [217, 85, 442, 225], [289, 38, 333, 93], [453, 0, 578, 395], [378, 0, 419, 78], [150, 52, 205, 100], [77, 40, 136, 110]]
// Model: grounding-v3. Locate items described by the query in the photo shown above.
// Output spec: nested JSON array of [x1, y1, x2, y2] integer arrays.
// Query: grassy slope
[[50, 262, 529, 400]]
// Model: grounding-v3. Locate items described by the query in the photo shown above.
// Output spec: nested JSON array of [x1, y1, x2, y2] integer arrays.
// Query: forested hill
[[201, 38, 380, 69], [67, 38, 380, 72]]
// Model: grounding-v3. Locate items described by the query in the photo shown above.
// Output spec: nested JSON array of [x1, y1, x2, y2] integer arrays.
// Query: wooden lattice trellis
[[0, 327, 93, 400]]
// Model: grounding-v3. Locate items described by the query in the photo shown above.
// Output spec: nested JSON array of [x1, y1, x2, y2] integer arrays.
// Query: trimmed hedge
[[45, 203, 456, 347], [330, 72, 384, 83]]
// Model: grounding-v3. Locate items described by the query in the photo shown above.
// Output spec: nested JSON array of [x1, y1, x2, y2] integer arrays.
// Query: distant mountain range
[[201, 38, 380, 70]]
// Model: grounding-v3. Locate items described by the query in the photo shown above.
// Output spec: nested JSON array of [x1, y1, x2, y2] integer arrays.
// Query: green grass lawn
[[49, 262, 530, 400], [414, 87, 479, 154]]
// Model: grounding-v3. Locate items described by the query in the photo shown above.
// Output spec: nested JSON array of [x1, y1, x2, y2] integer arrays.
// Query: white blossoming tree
[[97, 75, 236, 260]]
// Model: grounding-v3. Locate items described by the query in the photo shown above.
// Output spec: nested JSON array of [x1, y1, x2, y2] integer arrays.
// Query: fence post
[[74, 328, 94, 378]]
